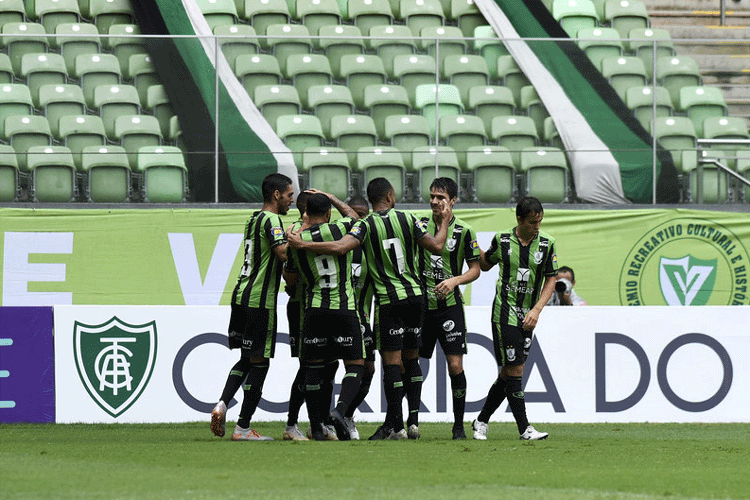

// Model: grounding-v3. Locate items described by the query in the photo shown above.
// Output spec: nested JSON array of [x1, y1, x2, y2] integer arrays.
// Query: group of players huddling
[[210, 172, 558, 442]]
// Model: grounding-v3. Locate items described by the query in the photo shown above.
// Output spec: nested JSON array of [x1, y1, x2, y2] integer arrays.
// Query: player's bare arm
[[287, 229, 359, 256], [434, 260, 481, 297], [272, 242, 288, 263], [522, 275, 557, 330]]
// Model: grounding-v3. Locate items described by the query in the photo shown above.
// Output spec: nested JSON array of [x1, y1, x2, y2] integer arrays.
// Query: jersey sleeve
[[285, 246, 298, 273], [411, 212, 429, 239], [485, 234, 501, 265], [545, 240, 559, 277], [334, 216, 356, 234], [464, 225, 481, 262], [348, 218, 367, 243], [266, 214, 287, 248]]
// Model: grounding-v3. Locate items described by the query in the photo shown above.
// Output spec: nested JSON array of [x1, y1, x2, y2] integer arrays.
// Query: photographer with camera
[[548, 266, 588, 306]]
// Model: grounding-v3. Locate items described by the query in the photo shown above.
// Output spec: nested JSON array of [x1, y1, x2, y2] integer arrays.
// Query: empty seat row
[[0, 0, 136, 34], [551, 0, 649, 38]]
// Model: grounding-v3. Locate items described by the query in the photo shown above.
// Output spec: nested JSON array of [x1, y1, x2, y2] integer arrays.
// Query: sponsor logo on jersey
[[470, 240, 479, 250], [517, 267, 530, 282], [442, 320, 455, 332], [272, 227, 284, 238], [349, 225, 362, 237]]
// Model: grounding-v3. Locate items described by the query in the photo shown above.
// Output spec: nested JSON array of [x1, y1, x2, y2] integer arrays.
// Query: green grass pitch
[[1, 422, 749, 500]]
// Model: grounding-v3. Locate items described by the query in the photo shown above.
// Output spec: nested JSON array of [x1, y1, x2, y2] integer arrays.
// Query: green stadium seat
[[4, 115, 53, 171], [0, 84, 34, 133], [600, 56, 647, 101], [451, 0, 486, 39], [113, 114, 163, 168], [496, 55, 531, 108], [627, 28, 674, 79], [551, 0, 598, 38], [213, 24, 259, 72], [330, 114, 377, 164], [55, 23, 100, 75], [384, 114, 431, 170], [687, 149, 729, 203], [308, 84, 355, 137], [276, 114, 325, 165], [490, 115, 538, 167], [590, 0, 606, 21], [520, 85, 549, 138], [400, 0, 445, 38], [655, 55, 702, 109], [74, 53, 122, 108], [679, 86, 728, 138], [296, 0, 342, 40], [196, 0, 239, 30], [519, 146, 569, 202], [736, 151, 750, 202], [392, 54, 437, 107], [438, 114, 487, 171], [169, 115, 184, 151], [363, 84, 410, 139], [105, 24, 147, 74], [89, 0, 135, 35], [0, 0, 25, 30], [136, 145, 188, 202], [35, 0, 81, 34], [464, 145, 516, 203], [254, 84, 302, 131], [625, 85, 672, 129], [80, 145, 131, 202], [367, 25, 416, 79], [27, 145, 77, 202], [128, 54, 158, 103], [702, 117, 750, 170], [2, 22, 48, 75], [346, 0, 394, 36], [244, 0, 291, 40], [300, 146, 351, 199], [337, 54, 387, 109], [415, 83, 463, 136], [0, 54, 12, 84], [603, 0, 649, 39], [57, 114, 107, 168], [20, 53, 68, 107], [649, 116, 697, 174], [93, 84, 140, 138], [467, 85, 515, 136], [420, 26, 466, 69], [354, 146, 406, 201], [235, 54, 282, 98], [576, 27, 623, 71], [442, 54, 490, 105], [0, 144, 20, 202], [543, 116, 564, 149], [318, 25, 366, 77], [285, 53, 333, 108], [410, 145, 460, 202], [266, 24, 313, 74], [146, 85, 176, 139], [473, 25, 508, 76]]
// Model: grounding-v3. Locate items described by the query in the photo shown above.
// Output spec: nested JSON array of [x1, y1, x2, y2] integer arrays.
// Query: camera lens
[[555, 281, 566, 293]]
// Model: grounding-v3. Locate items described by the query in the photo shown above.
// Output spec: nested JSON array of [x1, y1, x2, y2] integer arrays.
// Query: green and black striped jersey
[[287, 217, 357, 311], [285, 220, 304, 303], [352, 245, 374, 324], [349, 208, 427, 305], [485, 228, 558, 327], [232, 210, 287, 309], [417, 216, 481, 310]]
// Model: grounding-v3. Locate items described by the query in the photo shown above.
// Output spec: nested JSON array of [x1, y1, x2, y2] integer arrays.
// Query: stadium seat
[[146, 85, 175, 139], [285, 54, 333, 108], [195, 0, 239, 30], [655, 55, 702, 109], [702, 117, 750, 170], [468, 85, 515, 135], [300, 146, 351, 199], [57, 114, 107, 168], [296, 0, 342, 40], [0, 54, 12, 84], [330, 114, 378, 164], [576, 27, 623, 71], [35, 0, 81, 34], [26, 145, 77, 202], [600, 56, 647, 101], [74, 53, 122, 108], [169, 115, 184, 151], [451, 0, 486, 39], [490, 115, 539, 167], [128, 54, 159, 103], [4, 115, 53, 171], [235, 54, 282, 98], [649, 116, 697, 174], [392, 54, 437, 107], [603, 0, 649, 39], [736, 151, 750, 202], [383, 114, 432, 170], [254, 84, 302, 131], [266, 24, 313, 74], [685, 149, 729, 203], [625, 85, 672, 129], [20, 53, 68, 107], [543, 116, 564, 149], [136, 145, 188, 203], [89, 0, 135, 35], [346, 0, 394, 36], [55, 23, 101, 75], [105, 24, 147, 74], [0, 144, 20, 202], [2, 22, 48, 75], [551, 0, 598, 38], [442, 54, 490, 105], [420, 26, 466, 69], [679, 86, 728, 138], [354, 146, 406, 201], [93, 84, 140, 138], [276, 114, 325, 165], [415, 83, 463, 135], [410, 146, 460, 202], [400, 0, 445, 38], [627, 28, 674, 79], [245, 0, 291, 40], [464, 145, 516, 203], [367, 25, 416, 79], [364, 84, 411, 139], [496, 55, 531, 108], [113, 114, 163, 168], [337, 54, 387, 109], [438, 114, 487, 171], [308, 84, 355, 137], [519, 146, 569, 203], [0, 0, 25, 30], [473, 25, 508, 76], [214, 24, 259, 72], [0, 84, 34, 134], [80, 145, 131, 202], [520, 85, 550, 138], [318, 25, 366, 77]]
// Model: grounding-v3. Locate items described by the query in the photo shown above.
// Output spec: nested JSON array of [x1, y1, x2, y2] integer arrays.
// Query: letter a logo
[[659, 256, 717, 306], [73, 316, 157, 417]]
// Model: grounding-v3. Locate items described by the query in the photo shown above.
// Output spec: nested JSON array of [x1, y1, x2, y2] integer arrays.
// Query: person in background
[[547, 266, 588, 306]]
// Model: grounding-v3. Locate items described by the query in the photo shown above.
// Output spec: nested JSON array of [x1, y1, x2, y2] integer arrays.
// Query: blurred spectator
[[547, 266, 587, 306]]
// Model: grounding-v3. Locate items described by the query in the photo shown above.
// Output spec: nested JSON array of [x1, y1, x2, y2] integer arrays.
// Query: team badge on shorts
[[442, 320, 455, 332], [506, 346, 516, 362]]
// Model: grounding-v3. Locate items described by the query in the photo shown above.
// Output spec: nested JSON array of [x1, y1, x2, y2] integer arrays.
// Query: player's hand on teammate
[[286, 225, 305, 249]]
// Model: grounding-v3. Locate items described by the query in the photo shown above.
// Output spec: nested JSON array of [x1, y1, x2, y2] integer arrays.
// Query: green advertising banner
[[1, 208, 748, 306]]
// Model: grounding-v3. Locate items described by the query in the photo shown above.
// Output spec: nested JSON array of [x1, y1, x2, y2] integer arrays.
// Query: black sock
[[286, 364, 306, 426], [383, 364, 404, 430], [505, 376, 529, 434], [321, 359, 339, 414], [219, 360, 248, 406], [303, 364, 325, 430], [345, 366, 373, 418], [335, 364, 364, 416], [403, 358, 422, 427], [477, 375, 508, 423], [450, 371, 467, 428], [236, 362, 269, 429]]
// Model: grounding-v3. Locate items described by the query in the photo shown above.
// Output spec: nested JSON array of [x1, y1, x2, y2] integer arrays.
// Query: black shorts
[[373, 296, 425, 352], [301, 308, 364, 362], [492, 323, 532, 367], [227, 303, 277, 359], [420, 304, 468, 358], [361, 318, 376, 362], [286, 299, 304, 358]]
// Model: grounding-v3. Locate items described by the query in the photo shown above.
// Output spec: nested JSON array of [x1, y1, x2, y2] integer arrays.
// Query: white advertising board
[[53, 306, 750, 424]]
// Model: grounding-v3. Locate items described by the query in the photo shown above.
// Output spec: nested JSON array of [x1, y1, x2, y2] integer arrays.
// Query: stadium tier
[[0, 0, 747, 203]]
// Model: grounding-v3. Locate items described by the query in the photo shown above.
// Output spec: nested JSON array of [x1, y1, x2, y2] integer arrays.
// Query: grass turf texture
[[1, 422, 748, 500]]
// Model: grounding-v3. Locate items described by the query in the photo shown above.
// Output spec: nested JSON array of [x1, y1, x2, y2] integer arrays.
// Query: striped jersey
[[286, 217, 357, 311], [348, 208, 428, 305], [485, 228, 558, 327], [232, 210, 287, 309], [417, 216, 481, 310], [352, 245, 374, 324], [285, 220, 305, 303]]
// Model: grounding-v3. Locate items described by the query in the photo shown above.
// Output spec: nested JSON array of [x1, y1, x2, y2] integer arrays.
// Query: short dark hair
[[261, 173, 292, 203], [429, 177, 458, 200], [558, 266, 575, 281], [516, 196, 543, 220], [296, 191, 311, 214], [305, 193, 331, 216], [346, 195, 368, 208], [366, 177, 394, 205]]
